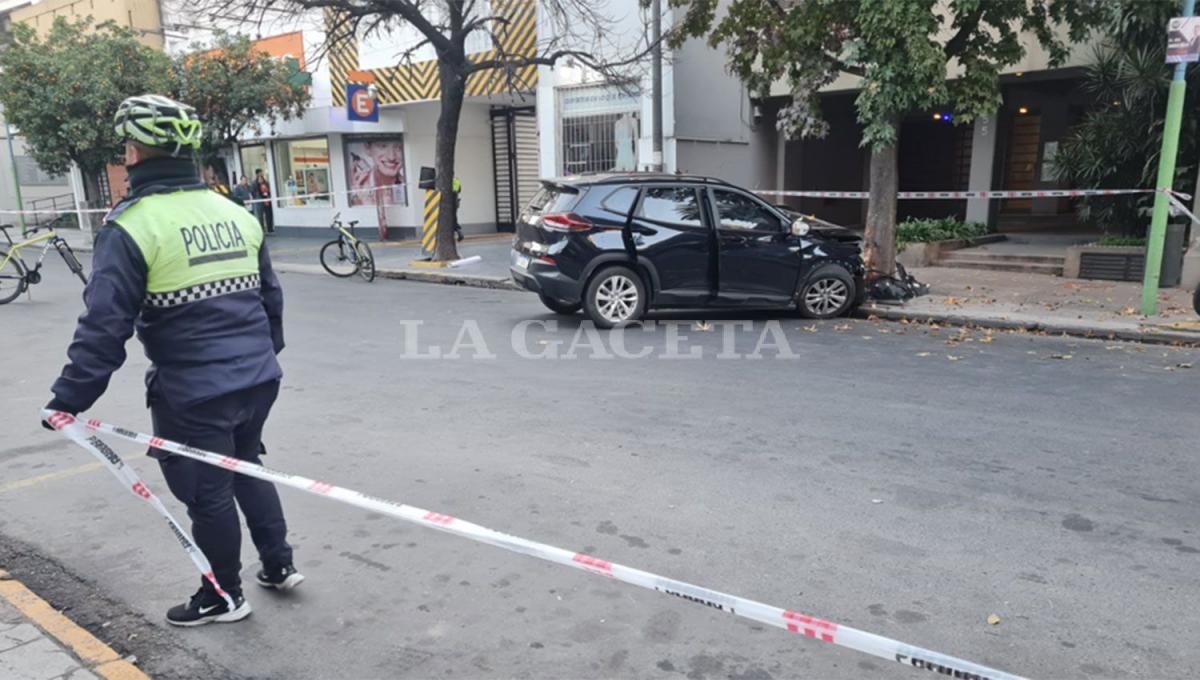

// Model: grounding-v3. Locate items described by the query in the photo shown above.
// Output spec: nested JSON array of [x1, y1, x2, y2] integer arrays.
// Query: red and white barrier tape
[[43, 411, 236, 612], [44, 410, 1026, 680], [755, 188, 1185, 200]]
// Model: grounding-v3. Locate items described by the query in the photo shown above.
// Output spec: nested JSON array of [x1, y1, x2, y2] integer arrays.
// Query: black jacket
[[49, 157, 284, 414]]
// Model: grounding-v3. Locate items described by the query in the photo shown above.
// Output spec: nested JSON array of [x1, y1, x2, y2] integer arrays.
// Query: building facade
[[769, 31, 1102, 232], [159, 2, 540, 240]]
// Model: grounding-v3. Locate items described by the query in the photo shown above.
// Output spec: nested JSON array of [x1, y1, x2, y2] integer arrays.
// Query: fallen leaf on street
[[1177, 362, 1193, 369], [978, 336, 994, 344], [916, 352, 931, 357], [946, 355, 961, 361], [803, 325, 818, 332], [1118, 307, 1137, 316], [987, 614, 1001, 626], [1050, 354, 1073, 360]]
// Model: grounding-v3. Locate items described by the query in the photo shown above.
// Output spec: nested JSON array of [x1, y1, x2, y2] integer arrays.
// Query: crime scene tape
[[42, 411, 237, 612], [43, 410, 1023, 680], [754, 188, 1178, 200]]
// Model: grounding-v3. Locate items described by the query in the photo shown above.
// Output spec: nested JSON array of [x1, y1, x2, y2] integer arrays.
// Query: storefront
[[232, 102, 501, 241]]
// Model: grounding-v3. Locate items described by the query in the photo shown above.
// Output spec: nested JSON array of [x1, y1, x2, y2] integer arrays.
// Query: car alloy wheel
[[804, 277, 849, 317], [595, 274, 640, 323]]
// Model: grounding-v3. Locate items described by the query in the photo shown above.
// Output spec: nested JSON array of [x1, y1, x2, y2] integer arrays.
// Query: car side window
[[636, 187, 704, 228], [712, 189, 781, 233], [599, 186, 639, 218]]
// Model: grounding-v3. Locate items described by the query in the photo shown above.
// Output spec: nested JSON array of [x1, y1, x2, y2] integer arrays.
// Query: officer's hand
[[42, 400, 77, 431]]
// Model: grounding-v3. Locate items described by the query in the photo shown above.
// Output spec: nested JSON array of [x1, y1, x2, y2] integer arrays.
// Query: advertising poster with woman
[[346, 137, 408, 207]]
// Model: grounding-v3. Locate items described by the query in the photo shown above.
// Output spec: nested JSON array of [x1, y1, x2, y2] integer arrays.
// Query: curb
[[275, 261, 1199, 345], [0, 569, 150, 680], [274, 262, 521, 291], [857, 306, 1200, 346]]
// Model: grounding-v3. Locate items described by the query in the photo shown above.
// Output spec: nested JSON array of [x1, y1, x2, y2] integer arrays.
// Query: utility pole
[[1140, 0, 1196, 315], [2, 110, 26, 235], [650, 0, 663, 172]]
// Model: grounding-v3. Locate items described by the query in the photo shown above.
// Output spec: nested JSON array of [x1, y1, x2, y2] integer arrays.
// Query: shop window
[[344, 136, 407, 207], [275, 138, 332, 207]]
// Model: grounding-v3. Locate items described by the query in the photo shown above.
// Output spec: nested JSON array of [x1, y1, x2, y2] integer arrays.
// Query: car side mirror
[[790, 218, 810, 236]]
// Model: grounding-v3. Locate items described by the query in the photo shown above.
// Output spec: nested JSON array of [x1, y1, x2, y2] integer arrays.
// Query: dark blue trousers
[[151, 379, 293, 598]]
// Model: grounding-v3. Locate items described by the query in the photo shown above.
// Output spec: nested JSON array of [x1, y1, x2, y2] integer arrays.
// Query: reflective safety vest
[[114, 189, 264, 308]]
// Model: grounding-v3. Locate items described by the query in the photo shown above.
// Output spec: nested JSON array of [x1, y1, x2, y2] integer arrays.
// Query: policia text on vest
[[181, 221, 249, 266]]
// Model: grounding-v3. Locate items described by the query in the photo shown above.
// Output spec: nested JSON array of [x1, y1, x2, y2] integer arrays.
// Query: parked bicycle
[[0, 224, 88, 305], [319, 213, 375, 282]]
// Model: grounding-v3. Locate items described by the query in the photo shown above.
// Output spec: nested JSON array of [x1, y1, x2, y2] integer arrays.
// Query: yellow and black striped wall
[[328, 1, 538, 107]]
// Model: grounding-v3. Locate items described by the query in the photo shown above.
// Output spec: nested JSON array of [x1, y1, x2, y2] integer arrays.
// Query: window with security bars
[[560, 111, 639, 175]]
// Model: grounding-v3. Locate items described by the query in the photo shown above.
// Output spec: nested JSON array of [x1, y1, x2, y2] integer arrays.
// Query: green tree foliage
[[0, 17, 171, 194], [1054, 0, 1198, 236], [671, 0, 1102, 273], [173, 32, 312, 164]]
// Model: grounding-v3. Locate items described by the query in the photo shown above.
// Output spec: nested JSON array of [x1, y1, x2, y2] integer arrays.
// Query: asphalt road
[[1, 261, 1198, 680]]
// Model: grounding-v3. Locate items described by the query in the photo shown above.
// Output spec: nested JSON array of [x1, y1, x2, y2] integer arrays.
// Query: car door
[[709, 187, 802, 303], [629, 185, 714, 304]]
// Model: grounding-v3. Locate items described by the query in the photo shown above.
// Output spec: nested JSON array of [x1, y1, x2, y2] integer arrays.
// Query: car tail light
[[536, 256, 556, 266], [541, 212, 593, 232]]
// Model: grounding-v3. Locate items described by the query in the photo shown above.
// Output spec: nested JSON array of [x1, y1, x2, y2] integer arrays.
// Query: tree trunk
[[864, 122, 900, 277], [433, 60, 467, 262], [79, 167, 105, 234]]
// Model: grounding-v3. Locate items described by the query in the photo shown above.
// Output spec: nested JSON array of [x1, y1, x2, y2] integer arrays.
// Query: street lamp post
[[1140, 0, 1196, 315], [650, 0, 663, 172]]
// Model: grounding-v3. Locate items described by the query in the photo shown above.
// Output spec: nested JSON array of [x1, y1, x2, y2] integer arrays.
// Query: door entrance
[[1001, 113, 1041, 214], [490, 107, 538, 232]]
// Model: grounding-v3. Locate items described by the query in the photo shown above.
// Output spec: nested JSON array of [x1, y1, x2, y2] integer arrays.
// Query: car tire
[[797, 264, 856, 319], [1193, 283, 1200, 316], [539, 293, 582, 316], [583, 265, 647, 329]]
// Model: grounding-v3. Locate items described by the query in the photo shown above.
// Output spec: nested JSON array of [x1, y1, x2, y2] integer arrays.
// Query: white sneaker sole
[[167, 600, 252, 627], [256, 572, 305, 591]]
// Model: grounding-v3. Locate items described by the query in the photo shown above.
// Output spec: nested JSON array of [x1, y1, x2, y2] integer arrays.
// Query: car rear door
[[629, 185, 714, 304], [709, 187, 801, 304]]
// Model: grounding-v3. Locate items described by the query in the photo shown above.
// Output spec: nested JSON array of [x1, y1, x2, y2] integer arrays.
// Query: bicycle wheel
[[0, 249, 27, 305], [355, 240, 375, 282], [56, 240, 87, 285], [319, 239, 357, 277]]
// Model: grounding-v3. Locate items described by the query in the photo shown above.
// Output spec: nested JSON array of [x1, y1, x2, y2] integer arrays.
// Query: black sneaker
[[166, 589, 251, 627], [256, 564, 305, 591]]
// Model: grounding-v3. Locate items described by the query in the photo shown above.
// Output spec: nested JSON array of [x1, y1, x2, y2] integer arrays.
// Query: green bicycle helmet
[[113, 94, 203, 156]]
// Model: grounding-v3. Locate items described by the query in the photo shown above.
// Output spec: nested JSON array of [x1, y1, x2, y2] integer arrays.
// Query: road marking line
[[0, 462, 103, 495], [0, 571, 150, 680]]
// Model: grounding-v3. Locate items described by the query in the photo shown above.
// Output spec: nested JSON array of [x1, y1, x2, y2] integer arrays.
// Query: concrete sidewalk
[[269, 233, 518, 289], [866, 267, 1200, 344], [0, 570, 146, 680]]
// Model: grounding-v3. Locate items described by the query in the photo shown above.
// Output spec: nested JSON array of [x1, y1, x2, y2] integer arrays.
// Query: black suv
[[510, 174, 865, 328]]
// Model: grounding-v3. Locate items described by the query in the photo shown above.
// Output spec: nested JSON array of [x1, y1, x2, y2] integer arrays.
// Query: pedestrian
[[452, 175, 464, 242], [253, 168, 274, 234], [231, 174, 252, 207], [42, 94, 303, 627]]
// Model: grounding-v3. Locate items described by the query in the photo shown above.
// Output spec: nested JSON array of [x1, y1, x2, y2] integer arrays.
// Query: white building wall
[[536, 0, 674, 177]]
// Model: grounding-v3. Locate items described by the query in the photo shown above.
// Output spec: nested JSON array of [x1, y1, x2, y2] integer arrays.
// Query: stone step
[[940, 251, 1065, 265], [934, 258, 1064, 276]]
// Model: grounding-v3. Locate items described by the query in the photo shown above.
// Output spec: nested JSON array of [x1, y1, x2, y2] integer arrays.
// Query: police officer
[[43, 95, 302, 627], [452, 175, 464, 242]]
